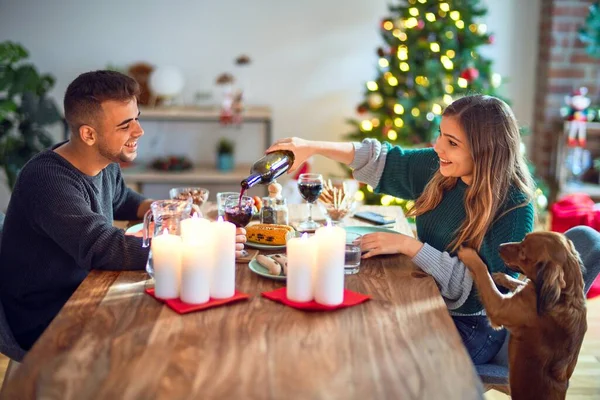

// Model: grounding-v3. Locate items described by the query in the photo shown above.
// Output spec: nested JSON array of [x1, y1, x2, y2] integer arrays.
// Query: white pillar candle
[[180, 213, 211, 242], [180, 239, 213, 304], [286, 233, 315, 302], [313, 224, 345, 306], [210, 217, 236, 299], [152, 229, 182, 299]]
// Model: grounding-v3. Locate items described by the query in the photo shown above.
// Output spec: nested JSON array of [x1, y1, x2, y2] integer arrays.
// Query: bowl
[[169, 187, 210, 207], [321, 200, 357, 225]]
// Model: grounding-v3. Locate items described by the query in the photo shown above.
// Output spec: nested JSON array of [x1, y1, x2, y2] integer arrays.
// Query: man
[[0, 70, 246, 350]]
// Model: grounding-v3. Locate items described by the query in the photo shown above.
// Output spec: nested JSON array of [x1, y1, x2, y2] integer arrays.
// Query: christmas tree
[[346, 0, 502, 206]]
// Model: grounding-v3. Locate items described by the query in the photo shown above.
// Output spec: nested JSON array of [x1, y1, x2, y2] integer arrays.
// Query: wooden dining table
[[1, 205, 483, 400]]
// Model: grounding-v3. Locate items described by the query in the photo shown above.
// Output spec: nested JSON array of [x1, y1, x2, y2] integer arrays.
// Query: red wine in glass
[[297, 173, 323, 231], [224, 205, 253, 227], [224, 195, 254, 228], [298, 181, 323, 203]]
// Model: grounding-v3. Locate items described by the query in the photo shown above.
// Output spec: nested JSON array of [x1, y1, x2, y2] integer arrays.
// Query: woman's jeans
[[452, 315, 506, 365]]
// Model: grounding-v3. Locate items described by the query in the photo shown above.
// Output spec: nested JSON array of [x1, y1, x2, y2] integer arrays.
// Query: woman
[[266, 95, 535, 364]]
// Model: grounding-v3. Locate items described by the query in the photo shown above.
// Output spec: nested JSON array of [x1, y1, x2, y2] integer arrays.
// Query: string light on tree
[[366, 81, 378, 91], [492, 73, 502, 87], [360, 120, 373, 131]]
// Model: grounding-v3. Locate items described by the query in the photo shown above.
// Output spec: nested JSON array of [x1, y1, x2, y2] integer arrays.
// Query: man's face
[[95, 98, 143, 163]]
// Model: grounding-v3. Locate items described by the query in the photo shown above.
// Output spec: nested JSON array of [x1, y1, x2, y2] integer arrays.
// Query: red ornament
[[460, 67, 480, 82], [488, 35, 495, 44], [417, 20, 425, 29], [377, 47, 385, 57], [357, 105, 368, 115]]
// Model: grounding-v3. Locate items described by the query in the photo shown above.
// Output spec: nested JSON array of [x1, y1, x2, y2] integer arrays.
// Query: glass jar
[[260, 197, 289, 225]]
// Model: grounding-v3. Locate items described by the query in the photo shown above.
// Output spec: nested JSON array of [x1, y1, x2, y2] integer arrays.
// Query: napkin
[[145, 288, 250, 314], [261, 287, 370, 311]]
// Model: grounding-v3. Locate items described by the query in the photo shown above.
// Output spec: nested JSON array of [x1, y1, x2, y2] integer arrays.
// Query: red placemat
[[261, 287, 370, 311], [145, 288, 250, 314]]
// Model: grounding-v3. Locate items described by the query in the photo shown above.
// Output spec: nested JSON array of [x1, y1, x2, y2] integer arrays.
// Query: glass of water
[[345, 232, 362, 275]]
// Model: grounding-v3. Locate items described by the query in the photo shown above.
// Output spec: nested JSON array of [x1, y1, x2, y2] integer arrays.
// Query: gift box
[[550, 193, 597, 233]]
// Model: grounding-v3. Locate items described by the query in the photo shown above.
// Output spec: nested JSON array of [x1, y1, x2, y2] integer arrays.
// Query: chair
[[0, 211, 27, 362], [476, 225, 600, 393]]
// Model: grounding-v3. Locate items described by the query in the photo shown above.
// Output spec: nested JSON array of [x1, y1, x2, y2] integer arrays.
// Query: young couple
[[2, 69, 533, 366]]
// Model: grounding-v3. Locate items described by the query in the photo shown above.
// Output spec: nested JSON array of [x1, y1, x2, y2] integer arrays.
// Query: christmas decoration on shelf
[[561, 87, 594, 182], [216, 54, 252, 126], [150, 155, 193, 172], [343, 0, 505, 206], [562, 87, 592, 148]]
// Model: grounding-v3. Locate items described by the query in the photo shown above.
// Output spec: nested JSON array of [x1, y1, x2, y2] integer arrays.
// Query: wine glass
[[297, 173, 324, 231], [223, 195, 254, 257]]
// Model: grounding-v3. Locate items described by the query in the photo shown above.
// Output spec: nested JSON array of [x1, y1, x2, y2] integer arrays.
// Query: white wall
[[0, 0, 540, 207]]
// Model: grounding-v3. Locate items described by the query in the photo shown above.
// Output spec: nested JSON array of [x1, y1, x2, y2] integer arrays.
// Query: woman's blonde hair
[[407, 95, 534, 251]]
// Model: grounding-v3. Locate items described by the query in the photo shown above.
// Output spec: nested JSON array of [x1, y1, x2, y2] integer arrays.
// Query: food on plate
[[246, 224, 294, 245], [256, 254, 282, 276], [270, 254, 288, 276]]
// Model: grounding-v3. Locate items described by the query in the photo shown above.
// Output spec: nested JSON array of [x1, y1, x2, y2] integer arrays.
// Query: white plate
[[245, 241, 287, 250], [126, 223, 143, 234], [248, 256, 286, 281]]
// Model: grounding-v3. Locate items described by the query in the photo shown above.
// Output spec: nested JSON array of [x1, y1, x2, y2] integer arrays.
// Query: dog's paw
[[492, 272, 510, 287], [489, 321, 504, 330], [457, 246, 484, 271]]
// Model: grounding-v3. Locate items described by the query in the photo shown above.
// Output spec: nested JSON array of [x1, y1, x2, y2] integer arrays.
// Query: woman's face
[[433, 116, 474, 185]]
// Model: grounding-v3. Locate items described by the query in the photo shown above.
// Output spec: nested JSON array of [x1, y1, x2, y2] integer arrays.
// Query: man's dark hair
[[64, 70, 140, 135]]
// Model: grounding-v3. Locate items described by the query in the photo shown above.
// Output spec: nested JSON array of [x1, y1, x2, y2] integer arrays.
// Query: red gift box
[[261, 287, 370, 311], [145, 288, 249, 314], [550, 193, 597, 233]]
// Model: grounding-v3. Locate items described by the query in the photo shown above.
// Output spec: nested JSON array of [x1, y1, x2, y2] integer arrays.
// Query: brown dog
[[457, 231, 587, 400]]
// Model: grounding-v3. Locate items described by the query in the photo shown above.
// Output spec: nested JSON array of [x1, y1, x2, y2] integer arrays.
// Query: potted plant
[[0, 41, 62, 190], [216, 138, 235, 171]]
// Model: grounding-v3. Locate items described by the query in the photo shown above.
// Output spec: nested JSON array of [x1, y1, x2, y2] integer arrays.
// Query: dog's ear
[[535, 260, 566, 315]]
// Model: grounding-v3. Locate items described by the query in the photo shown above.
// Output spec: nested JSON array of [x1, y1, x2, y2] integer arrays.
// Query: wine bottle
[[240, 151, 295, 190]]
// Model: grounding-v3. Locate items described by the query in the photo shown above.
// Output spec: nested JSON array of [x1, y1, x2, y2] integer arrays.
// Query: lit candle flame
[[192, 212, 199, 219], [162, 228, 169, 235], [301, 232, 308, 240], [217, 216, 224, 222]]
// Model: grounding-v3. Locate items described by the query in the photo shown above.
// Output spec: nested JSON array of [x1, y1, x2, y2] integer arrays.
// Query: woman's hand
[[266, 137, 316, 174], [235, 227, 247, 258], [360, 232, 423, 259]]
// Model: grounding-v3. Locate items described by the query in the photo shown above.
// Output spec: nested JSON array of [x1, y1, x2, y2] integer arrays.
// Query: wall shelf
[[122, 164, 252, 192], [139, 105, 272, 125]]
